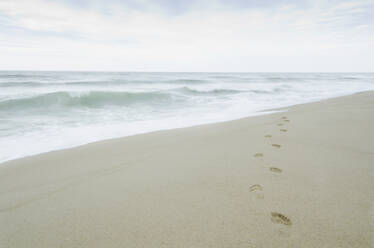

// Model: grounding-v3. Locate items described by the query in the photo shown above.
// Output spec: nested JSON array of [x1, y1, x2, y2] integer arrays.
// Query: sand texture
[[0, 92, 373, 247]]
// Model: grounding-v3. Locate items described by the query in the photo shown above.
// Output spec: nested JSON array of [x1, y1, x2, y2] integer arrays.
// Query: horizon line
[[1, 70, 373, 73]]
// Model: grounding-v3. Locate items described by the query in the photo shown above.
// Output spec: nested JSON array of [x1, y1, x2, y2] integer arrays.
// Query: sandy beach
[[0, 91, 373, 247]]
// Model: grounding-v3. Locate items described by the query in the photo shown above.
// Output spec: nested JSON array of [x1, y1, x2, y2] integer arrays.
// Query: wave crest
[[174, 87, 243, 95], [0, 91, 175, 111]]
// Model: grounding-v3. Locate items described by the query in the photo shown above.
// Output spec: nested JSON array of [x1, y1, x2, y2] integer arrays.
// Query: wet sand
[[1, 91, 373, 247]]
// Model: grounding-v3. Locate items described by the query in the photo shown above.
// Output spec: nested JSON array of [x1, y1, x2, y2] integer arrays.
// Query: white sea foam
[[1, 72, 374, 163]]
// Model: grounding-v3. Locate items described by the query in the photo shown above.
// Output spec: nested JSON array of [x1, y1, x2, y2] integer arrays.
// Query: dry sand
[[0, 91, 373, 247]]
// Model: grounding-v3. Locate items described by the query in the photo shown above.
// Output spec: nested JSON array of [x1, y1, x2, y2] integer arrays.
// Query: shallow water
[[1, 71, 374, 163]]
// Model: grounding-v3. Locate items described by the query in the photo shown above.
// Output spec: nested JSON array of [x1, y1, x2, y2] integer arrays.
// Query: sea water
[[1, 71, 374, 163]]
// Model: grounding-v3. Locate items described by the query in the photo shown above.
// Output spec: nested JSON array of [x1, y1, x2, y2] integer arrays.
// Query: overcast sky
[[0, 0, 373, 72]]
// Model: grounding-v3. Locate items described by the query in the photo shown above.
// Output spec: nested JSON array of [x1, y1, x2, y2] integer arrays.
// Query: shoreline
[[1, 90, 372, 166], [1, 91, 373, 247]]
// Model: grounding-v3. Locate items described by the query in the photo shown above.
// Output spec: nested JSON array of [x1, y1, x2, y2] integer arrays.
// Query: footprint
[[254, 153, 264, 158], [249, 184, 264, 199], [281, 117, 287, 120], [272, 144, 281, 148], [277, 123, 284, 126], [271, 212, 292, 226], [284, 120, 290, 122], [264, 135, 272, 138], [269, 167, 282, 173], [249, 184, 263, 192], [280, 129, 287, 132]]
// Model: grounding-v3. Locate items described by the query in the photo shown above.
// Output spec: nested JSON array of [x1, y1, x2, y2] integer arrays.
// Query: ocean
[[1, 71, 374, 163]]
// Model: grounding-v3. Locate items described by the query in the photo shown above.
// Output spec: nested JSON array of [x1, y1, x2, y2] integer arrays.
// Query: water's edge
[[2, 72, 374, 163], [1, 90, 371, 166]]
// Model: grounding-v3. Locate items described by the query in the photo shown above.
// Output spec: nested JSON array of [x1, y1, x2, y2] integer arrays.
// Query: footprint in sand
[[284, 119, 290, 122], [272, 144, 281, 148], [280, 129, 287, 132], [254, 153, 264, 158], [249, 184, 264, 199], [281, 117, 287, 120], [269, 167, 282, 173], [249, 184, 263, 192], [271, 212, 292, 226], [277, 123, 284, 126], [264, 135, 272, 138]]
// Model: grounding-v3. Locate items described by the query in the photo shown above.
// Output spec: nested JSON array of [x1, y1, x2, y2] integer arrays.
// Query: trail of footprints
[[251, 116, 292, 227]]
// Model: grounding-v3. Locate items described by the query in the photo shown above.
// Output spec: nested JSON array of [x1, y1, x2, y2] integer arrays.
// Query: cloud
[[0, 0, 373, 71]]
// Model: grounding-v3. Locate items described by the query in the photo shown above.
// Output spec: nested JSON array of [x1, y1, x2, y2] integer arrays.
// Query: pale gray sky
[[0, 0, 373, 72]]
